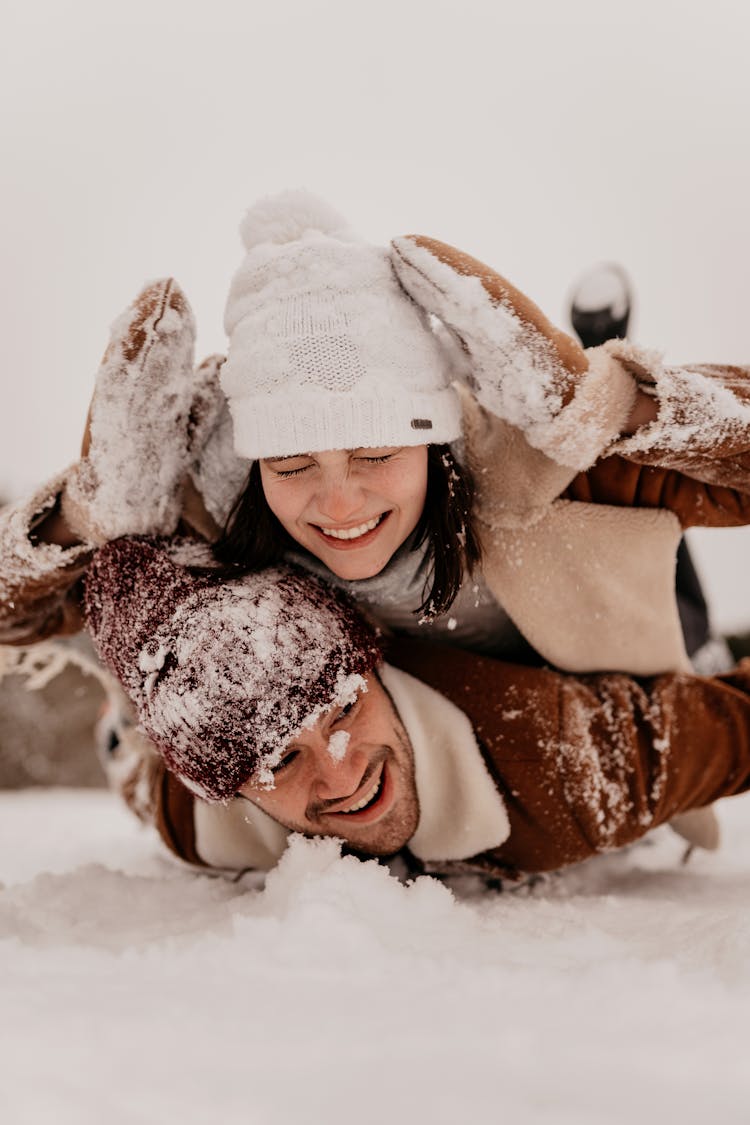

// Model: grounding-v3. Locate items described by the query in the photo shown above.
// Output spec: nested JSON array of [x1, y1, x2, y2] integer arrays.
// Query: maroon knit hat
[[85, 537, 383, 801]]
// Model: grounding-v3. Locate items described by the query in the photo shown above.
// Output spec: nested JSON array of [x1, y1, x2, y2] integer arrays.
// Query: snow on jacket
[[124, 635, 750, 879]]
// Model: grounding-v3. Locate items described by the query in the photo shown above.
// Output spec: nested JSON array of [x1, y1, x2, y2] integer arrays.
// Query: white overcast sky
[[2, 0, 750, 627]]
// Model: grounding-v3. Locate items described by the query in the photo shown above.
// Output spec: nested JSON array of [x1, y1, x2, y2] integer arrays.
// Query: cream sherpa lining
[[195, 797, 290, 871], [381, 664, 510, 862], [0, 468, 91, 586], [478, 500, 690, 675], [606, 339, 750, 459], [526, 345, 638, 471]]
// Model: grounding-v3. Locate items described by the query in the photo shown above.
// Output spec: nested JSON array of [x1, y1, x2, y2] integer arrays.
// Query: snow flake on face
[[327, 730, 350, 762]]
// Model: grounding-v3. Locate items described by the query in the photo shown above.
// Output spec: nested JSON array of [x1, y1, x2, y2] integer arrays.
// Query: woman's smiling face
[[259, 445, 429, 580]]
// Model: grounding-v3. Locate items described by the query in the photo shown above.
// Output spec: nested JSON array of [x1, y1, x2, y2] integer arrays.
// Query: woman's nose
[[316, 474, 365, 523]]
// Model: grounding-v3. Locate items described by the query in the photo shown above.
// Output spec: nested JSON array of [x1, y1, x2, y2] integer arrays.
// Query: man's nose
[[310, 737, 366, 799]]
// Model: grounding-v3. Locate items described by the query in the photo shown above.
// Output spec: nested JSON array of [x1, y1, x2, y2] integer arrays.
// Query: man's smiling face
[[238, 673, 419, 856]]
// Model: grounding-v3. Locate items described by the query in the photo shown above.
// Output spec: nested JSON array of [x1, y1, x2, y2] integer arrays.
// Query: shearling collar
[[380, 664, 510, 862]]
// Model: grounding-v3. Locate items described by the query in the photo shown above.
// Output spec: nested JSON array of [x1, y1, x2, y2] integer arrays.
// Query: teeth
[[340, 774, 382, 814], [320, 515, 382, 540]]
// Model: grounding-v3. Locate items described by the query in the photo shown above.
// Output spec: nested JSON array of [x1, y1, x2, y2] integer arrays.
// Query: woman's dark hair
[[212, 444, 482, 619]]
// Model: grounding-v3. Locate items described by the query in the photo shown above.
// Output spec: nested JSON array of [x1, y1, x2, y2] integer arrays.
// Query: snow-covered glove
[[62, 279, 225, 545], [390, 235, 637, 471], [187, 389, 251, 532]]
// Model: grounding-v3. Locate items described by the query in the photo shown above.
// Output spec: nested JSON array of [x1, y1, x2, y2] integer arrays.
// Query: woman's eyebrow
[[264, 454, 312, 463]]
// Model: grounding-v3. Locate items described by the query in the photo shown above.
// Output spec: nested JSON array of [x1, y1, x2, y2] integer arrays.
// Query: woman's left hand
[[391, 235, 637, 471]]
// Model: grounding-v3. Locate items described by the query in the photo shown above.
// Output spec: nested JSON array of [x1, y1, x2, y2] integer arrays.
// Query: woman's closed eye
[[264, 456, 315, 479], [352, 446, 403, 465], [274, 465, 311, 478]]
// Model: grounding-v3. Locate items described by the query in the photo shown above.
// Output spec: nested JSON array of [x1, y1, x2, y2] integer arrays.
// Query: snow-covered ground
[[2, 787, 749, 1124]]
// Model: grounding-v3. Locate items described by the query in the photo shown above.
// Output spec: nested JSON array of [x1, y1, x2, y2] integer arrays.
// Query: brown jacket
[[388, 640, 750, 877], [137, 637, 750, 878]]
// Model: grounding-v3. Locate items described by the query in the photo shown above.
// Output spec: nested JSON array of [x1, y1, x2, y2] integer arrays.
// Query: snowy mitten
[[188, 379, 251, 531], [391, 236, 637, 471], [62, 279, 221, 544]]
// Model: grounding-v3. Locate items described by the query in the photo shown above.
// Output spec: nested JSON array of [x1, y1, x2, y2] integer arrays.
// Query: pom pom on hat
[[239, 189, 355, 250], [85, 537, 384, 802], [222, 189, 462, 460]]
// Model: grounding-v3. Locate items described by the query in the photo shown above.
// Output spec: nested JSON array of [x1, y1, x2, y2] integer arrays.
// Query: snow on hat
[[85, 537, 383, 802], [221, 189, 462, 459]]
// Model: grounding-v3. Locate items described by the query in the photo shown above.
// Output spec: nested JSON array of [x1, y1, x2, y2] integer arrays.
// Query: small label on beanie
[[411, 418, 433, 430]]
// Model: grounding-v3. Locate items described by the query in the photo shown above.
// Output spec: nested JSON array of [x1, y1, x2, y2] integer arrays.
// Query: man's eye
[[272, 750, 299, 774], [335, 700, 356, 722]]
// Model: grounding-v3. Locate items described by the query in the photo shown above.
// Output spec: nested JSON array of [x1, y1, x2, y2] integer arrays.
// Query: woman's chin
[[320, 551, 391, 581]]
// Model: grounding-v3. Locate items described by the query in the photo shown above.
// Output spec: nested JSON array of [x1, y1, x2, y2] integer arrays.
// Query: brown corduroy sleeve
[[565, 453, 750, 529], [387, 640, 750, 875], [153, 768, 207, 867], [485, 662, 750, 873], [622, 362, 750, 486]]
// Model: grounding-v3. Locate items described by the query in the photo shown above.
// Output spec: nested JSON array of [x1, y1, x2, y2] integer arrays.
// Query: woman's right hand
[[60, 278, 225, 545]]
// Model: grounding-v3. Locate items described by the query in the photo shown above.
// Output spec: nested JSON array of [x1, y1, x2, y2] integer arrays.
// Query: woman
[[202, 191, 750, 675]]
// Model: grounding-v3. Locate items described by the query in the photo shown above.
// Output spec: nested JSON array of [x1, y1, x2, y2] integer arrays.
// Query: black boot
[[568, 262, 711, 659], [569, 263, 632, 349]]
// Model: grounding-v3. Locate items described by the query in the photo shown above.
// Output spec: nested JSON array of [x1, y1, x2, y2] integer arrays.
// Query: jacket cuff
[[1, 468, 92, 575], [524, 344, 638, 470], [607, 339, 750, 459]]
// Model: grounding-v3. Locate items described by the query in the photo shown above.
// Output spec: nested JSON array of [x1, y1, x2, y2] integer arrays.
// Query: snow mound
[[3, 789, 750, 1123]]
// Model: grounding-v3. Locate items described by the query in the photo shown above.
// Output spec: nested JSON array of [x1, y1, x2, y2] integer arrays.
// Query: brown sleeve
[[484, 660, 750, 874], [564, 453, 750, 529], [387, 639, 750, 875], [153, 767, 208, 867]]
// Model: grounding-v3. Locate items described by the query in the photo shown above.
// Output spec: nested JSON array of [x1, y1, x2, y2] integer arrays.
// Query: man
[[86, 537, 750, 882]]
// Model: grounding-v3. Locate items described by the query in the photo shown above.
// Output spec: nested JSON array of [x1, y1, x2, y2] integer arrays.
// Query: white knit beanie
[[222, 191, 462, 459]]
